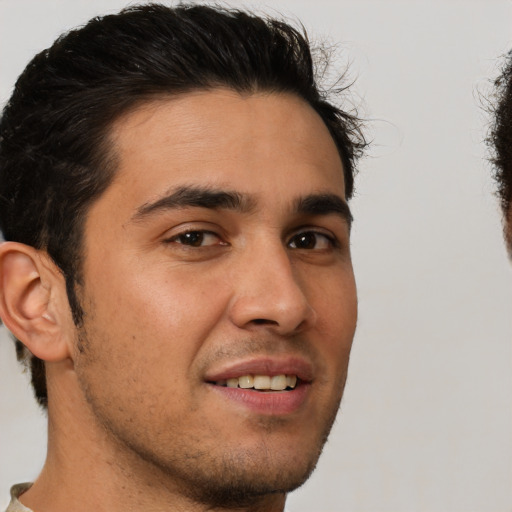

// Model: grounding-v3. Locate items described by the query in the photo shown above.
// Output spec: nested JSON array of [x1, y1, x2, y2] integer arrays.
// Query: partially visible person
[[489, 51, 512, 253]]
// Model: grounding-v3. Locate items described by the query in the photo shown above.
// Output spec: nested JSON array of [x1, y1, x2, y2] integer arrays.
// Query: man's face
[[73, 89, 357, 505]]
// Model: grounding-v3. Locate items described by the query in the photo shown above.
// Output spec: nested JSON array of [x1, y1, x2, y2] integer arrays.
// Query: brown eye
[[288, 231, 333, 250], [178, 231, 205, 247], [170, 231, 225, 247]]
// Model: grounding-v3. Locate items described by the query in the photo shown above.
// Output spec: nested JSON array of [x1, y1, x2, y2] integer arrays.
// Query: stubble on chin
[[146, 375, 347, 510], [71, 309, 349, 510]]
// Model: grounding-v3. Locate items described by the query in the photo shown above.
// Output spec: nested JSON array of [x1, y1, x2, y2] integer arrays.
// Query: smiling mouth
[[211, 374, 298, 391]]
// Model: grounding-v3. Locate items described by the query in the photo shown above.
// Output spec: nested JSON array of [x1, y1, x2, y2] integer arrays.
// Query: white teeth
[[226, 378, 238, 388], [286, 375, 297, 389], [238, 375, 254, 388], [216, 374, 298, 390], [254, 375, 271, 389], [270, 375, 287, 390]]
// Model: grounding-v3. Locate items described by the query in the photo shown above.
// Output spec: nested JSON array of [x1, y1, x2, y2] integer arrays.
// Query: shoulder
[[5, 483, 33, 512]]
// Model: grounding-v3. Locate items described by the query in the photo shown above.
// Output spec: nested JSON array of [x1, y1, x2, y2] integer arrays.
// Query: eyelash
[[165, 229, 338, 250], [287, 231, 338, 250], [166, 230, 226, 248]]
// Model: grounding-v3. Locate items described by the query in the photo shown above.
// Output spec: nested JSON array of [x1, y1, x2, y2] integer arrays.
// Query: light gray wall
[[1, 1, 511, 510]]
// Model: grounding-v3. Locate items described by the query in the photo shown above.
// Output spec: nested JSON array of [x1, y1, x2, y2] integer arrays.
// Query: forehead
[[105, 89, 346, 210]]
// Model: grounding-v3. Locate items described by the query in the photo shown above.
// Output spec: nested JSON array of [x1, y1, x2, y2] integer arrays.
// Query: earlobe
[[0, 242, 72, 362]]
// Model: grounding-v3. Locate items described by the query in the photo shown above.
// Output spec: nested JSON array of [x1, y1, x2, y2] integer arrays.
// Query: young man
[[0, 4, 365, 511], [490, 51, 512, 254]]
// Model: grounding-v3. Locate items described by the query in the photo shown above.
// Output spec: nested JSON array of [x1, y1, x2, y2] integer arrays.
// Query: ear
[[0, 242, 74, 362]]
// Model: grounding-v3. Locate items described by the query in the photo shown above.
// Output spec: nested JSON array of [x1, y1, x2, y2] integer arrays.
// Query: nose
[[228, 243, 317, 336]]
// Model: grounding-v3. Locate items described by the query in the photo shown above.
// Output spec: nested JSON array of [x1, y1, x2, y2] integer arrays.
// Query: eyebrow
[[132, 185, 256, 221], [132, 185, 352, 227], [295, 194, 353, 227]]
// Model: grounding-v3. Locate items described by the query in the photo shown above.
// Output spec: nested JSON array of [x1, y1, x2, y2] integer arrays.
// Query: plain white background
[[1, 1, 511, 511]]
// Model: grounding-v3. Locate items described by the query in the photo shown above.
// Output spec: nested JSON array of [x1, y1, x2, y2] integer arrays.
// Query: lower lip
[[207, 382, 310, 415]]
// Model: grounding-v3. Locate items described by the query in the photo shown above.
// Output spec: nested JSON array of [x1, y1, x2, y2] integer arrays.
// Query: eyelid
[[288, 225, 338, 239], [161, 220, 223, 238], [166, 229, 227, 245]]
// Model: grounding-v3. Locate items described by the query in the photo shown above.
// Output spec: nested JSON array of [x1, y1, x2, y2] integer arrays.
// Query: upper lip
[[204, 356, 314, 383]]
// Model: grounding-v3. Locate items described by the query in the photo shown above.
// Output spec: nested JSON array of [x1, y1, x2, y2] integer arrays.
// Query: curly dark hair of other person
[[488, 49, 512, 252], [0, 3, 367, 408]]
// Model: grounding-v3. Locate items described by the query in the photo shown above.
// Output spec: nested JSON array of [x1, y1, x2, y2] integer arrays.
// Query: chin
[[175, 446, 321, 509]]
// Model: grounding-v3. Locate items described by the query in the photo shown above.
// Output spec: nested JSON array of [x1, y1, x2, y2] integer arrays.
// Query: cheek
[[82, 261, 233, 374], [311, 270, 357, 363], [130, 266, 231, 336]]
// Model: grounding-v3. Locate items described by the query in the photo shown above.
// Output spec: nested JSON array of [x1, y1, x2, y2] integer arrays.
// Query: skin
[[16, 89, 357, 512], [506, 209, 512, 255]]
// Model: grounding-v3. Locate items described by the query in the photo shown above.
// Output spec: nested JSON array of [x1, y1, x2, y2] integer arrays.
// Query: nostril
[[252, 318, 278, 326]]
